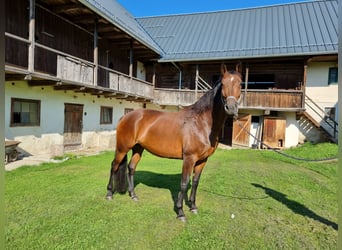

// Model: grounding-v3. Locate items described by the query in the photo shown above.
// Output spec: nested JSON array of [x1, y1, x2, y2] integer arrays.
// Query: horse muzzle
[[224, 96, 239, 119]]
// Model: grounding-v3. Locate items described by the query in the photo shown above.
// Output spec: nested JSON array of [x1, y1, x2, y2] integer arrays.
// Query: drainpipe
[[28, 0, 35, 74], [244, 65, 249, 106], [171, 62, 182, 109], [172, 62, 182, 90], [129, 41, 133, 78], [93, 18, 98, 86], [302, 59, 309, 110]]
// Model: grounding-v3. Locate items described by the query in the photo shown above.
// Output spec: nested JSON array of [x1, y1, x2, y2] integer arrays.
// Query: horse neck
[[208, 86, 228, 145]]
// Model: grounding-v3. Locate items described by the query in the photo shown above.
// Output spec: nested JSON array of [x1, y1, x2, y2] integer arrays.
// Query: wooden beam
[[5, 74, 26, 81], [27, 80, 57, 86]]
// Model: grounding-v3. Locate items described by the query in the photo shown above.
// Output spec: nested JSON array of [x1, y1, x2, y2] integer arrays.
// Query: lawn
[[5, 143, 338, 249]]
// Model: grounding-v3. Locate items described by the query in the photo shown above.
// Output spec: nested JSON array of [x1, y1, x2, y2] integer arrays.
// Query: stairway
[[298, 94, 338, 143]]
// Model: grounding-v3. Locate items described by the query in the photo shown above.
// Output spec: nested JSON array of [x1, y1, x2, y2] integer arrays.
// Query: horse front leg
[[176, 159, 193, 221], [189, 159, 207, 214]]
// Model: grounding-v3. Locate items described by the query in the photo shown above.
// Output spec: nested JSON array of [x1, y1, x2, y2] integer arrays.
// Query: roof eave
[[158, 50, 338, 63], [78, 0, 163, 55]]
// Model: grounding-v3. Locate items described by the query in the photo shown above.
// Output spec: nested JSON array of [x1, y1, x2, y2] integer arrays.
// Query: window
[[325, 107, 336, 120], [328, 67, 338, 84], [100, 106, 113, 124], [124, 108, 133, 115], [11, 98, 40, 126]]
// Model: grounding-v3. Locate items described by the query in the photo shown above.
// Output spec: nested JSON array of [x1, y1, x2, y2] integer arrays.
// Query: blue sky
[[117, 0, 309, 17]]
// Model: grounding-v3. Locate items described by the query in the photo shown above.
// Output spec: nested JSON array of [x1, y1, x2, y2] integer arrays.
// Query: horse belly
[[138, 116, 183, 159]]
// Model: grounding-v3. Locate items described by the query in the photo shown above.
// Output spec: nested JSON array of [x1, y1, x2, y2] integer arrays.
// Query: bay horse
[[106, 65, 242, 221]]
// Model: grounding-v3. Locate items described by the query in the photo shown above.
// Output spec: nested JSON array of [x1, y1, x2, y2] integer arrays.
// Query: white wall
[[305, 62, 338, 123], [5, 81, 146, 156], [242, 110, 298, 148], [280, 112, 299, 148]]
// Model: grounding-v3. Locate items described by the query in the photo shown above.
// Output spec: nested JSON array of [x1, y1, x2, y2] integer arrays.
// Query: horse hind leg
[[106, 152, 128, 200], [127, 144, 144, 201]]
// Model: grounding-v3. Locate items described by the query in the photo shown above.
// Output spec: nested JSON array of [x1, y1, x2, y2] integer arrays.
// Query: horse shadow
[[134, 171, 189, 215], [251, 183, 338, 230]]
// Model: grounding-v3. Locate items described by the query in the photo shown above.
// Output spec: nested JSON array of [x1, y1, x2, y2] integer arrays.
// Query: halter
[[221, 94, 238, 113]]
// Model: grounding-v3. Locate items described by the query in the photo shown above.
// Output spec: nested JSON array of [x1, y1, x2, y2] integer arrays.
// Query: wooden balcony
[[5, 32, 153, 102], [239, 89, 305, 111], [153, 88, 304, 111], [153, 89, 205, 106]]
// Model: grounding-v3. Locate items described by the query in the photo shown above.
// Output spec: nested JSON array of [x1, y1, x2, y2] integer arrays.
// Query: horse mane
[[188, 81, 222, 114]]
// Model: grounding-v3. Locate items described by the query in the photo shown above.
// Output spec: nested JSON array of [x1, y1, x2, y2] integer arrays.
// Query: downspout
[[28, 0, 35, 74], [302, 59, 310, 110], [171, 62, 182, 109], [171, 62, 182, 90], [93, 18, 98, 86]]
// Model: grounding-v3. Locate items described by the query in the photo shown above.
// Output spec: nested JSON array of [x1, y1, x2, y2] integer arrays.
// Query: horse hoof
[[106, 195, 113, 200], [131, 196, 139, 202], [177, 216, 187, 222], [190, 209, 198, 214]]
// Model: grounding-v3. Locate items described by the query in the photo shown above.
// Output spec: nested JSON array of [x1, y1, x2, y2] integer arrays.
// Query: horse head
[[220, 65, 242, 119]]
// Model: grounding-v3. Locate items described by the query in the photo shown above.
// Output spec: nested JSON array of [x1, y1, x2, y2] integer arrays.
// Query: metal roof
[[137, 0, 338, 62], [79, 0, 164, 54]]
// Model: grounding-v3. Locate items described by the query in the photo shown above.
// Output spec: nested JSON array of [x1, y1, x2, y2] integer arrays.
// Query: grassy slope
[[5, 143, 337, 249]]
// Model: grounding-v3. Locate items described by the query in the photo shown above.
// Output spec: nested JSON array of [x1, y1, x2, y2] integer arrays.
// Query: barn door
[[64, 103, 83, 150], [232, 114, 251, 146], [263, 117, 286, 148]]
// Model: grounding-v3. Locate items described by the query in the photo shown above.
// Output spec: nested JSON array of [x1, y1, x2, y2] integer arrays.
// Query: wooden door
[[232, 114, 251, 146], [64, 103, 83, 149], [263, 117, 286, 148]]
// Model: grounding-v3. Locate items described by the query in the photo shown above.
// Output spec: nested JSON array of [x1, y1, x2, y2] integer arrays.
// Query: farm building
[[4, 0, 338, 157]]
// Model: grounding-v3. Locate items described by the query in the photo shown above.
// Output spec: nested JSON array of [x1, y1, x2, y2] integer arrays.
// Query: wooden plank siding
[[153, 89, 205, 106], [240, 90, 304, 110]]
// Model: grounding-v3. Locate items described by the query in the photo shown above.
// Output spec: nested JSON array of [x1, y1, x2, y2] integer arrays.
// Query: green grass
[[5, 143, 337, 249]]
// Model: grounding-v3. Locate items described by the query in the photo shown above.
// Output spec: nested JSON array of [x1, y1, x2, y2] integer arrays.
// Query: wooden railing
[[240, 89, 304, 110], [153, 88, 205, 106], [5, 32, 153, 100], [304, 94, 338, 141]]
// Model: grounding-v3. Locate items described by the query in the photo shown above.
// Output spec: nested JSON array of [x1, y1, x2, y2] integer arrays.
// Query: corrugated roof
[[137, 0, 338, 62], [79, 0, 164, 54]]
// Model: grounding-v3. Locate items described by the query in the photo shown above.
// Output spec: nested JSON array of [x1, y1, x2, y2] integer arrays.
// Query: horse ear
[[221, 64, 227, 76], [235, 62, 242, 74]]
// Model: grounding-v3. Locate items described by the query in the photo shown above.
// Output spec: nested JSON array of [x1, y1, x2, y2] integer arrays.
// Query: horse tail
[[114, 154, 128, 194]]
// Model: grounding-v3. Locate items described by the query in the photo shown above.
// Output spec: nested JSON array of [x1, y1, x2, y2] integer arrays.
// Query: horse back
[[116, 109, 185, 158]]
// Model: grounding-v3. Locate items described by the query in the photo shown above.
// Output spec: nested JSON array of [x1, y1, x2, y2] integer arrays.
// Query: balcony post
[[28, 0, 35, 73]]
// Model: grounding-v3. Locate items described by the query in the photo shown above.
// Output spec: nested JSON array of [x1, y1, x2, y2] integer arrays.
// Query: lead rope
[[235, 120, 338, 162]]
